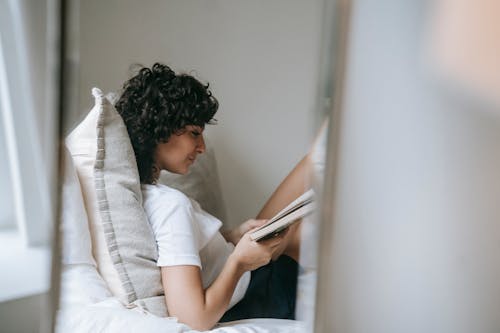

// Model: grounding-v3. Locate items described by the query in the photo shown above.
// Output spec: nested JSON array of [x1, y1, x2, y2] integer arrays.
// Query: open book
[[249, 189, 315, 241]]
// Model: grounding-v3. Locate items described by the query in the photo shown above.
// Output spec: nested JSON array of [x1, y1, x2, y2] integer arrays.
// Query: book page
[[255, 189, 314, 230], [249, 189, 315, 241]]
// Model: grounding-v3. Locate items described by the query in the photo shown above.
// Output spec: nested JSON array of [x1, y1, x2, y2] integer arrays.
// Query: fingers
[[247, 226, 263, 234], [252, 219, 268, 227], [246, 219, 268, 230], [277, 227, 290, 238], [258, 229, 288, 247]]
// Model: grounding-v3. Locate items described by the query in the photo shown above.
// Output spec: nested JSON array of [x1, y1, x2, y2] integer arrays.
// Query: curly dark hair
[[115, 63, 218, 184]]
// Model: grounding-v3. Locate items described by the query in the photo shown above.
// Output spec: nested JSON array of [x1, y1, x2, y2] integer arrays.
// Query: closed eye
[[191, 131, 201, 137]]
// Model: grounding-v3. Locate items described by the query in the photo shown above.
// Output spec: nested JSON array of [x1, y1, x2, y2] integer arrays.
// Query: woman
[[116, 63, 309, 331]]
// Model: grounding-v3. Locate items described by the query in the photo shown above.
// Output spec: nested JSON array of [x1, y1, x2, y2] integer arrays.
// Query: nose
[[196, 134, 206, 154]]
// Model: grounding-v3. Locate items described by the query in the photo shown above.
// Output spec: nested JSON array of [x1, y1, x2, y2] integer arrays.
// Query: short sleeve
[[148, 202, 202, 268]]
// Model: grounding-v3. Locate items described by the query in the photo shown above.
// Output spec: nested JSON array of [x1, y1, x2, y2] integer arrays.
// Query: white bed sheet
[[57, 264, 302, 332], [57, 298, 303, 333]]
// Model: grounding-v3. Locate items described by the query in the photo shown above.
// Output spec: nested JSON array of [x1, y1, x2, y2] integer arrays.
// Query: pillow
[[60, 147, 95, 266], [158, 141, 227, 222], [65, 88, 166, 316], [59, 146, 111, 309]]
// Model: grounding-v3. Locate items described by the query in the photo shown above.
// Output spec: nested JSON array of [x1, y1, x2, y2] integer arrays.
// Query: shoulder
[[142, 184, 200, 241], [142, 183, 192, 209], [141, 183, 222, 250], [141, 183, 195, 231]]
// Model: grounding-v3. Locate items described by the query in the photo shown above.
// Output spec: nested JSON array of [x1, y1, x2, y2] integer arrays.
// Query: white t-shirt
[[141, 183, 250, 309]]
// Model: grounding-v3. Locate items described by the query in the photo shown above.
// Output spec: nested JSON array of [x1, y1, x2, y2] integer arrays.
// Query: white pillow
[[65, 88, 166, 316], [60, 147, 95, 266], [59, 147, 111, 309]]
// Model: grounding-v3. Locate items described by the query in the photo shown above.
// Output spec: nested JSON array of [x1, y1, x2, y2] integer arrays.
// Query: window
[[0, 0, 56, 302]]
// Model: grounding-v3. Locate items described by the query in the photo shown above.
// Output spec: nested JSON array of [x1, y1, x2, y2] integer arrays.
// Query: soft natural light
[[0, 0, 54, 303]]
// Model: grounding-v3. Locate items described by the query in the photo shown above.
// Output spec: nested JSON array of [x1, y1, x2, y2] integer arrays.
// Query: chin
[[171, 163, 191, 175], [166, 167, 189, 175], [179, 166, 190, 175]]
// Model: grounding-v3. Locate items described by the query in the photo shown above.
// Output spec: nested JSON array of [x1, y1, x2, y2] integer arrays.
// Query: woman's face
[[155, 125, 206, 175]]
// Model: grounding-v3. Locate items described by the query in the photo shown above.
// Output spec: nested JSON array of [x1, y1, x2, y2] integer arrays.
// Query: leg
[[256, 153, 312, 262], [220, 255, 298, 321], [279, 221, 302, 262], [221, 153, 314, 322]]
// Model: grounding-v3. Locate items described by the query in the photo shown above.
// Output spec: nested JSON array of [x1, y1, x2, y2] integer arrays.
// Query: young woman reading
[[116, 63, 311, 331]]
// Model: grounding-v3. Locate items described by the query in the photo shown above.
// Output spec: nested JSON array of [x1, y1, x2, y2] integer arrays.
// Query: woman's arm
[[161, 231, 286, 331], [161, 258, 242, 331]]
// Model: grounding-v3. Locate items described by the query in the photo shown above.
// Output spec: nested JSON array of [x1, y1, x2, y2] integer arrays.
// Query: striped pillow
[[65, 88, 166, 316]]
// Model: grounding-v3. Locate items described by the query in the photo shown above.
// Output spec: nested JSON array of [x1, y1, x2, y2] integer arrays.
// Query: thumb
[[250, 219, 268, 228], [246, 226, 263, 234]]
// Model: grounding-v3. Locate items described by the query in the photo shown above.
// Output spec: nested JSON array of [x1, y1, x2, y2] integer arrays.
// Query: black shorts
[[219, 255, 298, 322]]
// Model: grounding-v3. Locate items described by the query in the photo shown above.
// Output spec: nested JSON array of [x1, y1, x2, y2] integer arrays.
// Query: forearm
[[166, 256, 244, 331], [200, 255, 244, 327], [164, 232, 282, 330]]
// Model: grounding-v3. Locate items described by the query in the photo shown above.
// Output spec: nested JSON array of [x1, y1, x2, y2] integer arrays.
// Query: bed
[[56, 88, 312, 332]]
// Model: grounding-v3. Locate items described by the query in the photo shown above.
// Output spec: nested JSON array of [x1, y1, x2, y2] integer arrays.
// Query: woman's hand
[[223, 219, 268, 245], [229, 228, 288, 272]]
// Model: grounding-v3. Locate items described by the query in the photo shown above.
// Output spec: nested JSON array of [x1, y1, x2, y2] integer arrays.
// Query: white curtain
[[0, 0, 55, 247]]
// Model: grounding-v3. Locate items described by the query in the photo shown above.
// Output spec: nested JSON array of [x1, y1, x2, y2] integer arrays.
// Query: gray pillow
[[65, 88, 166, 316]]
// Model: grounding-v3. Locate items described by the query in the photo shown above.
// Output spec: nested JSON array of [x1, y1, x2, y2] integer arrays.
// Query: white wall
[[325, 1, 500, 332], [78, 0, 323, 227]]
